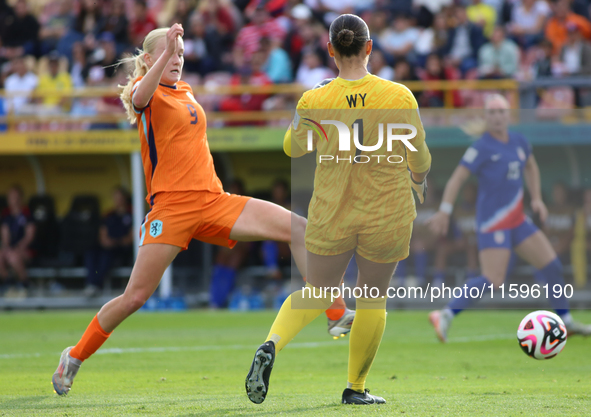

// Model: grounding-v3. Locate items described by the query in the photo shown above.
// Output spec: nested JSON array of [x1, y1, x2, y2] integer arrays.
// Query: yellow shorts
[[140, 191, 250, 251], [305, 223, 413, 263]]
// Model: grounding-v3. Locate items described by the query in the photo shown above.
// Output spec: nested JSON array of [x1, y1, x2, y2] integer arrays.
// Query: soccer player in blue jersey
[[427, 94, 591, 342]]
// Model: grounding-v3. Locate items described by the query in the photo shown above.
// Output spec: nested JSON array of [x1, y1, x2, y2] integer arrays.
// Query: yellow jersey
[[287, 74, 431, 241]]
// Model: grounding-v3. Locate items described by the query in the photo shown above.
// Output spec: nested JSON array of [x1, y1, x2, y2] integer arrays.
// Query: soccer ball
[[517, 310, 567, 360]]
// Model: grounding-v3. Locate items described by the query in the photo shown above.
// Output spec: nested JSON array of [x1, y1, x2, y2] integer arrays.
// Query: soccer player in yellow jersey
[[246, 14, 431, 405]]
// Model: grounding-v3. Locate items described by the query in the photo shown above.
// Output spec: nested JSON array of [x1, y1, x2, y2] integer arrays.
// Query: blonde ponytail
[[119, 28, 169, 123]]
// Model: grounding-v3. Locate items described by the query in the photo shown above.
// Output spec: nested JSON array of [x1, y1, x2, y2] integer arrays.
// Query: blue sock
[[414, 251, 428, 283], [447, 276, 491, 315], [534, 258, 569, 317]]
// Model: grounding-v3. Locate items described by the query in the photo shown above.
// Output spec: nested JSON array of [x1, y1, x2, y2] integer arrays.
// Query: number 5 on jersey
[[187, 104, 198, 125]]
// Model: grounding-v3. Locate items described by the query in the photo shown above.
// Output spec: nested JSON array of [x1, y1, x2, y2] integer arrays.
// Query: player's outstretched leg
[[429, 248, 510, 342], [52, 244, 179, 395], [245, 341, 275, 404], [515, 231, 591, 336]]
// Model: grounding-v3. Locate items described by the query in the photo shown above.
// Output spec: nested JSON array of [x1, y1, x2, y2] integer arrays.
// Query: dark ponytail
[[329, 14, 370, 57]]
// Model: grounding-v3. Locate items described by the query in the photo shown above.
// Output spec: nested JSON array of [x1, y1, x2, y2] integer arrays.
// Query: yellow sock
[[347, 297, 387, 392], [266, 282, 333, 352]]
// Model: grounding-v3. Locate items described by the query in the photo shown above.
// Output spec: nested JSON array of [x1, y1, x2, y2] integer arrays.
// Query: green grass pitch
[[0, 310, 590, 416]]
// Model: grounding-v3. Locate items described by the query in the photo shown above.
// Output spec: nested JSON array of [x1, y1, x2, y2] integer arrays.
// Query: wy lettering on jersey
[[132, 76, 223, 205], [460, 132, 532, 233]]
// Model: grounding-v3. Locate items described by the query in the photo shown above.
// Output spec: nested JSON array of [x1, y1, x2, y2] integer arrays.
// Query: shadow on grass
[[178, 403, 343, 417]]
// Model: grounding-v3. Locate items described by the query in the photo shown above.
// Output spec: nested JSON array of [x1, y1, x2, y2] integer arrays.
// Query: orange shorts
[[139, 191, 251, 251]]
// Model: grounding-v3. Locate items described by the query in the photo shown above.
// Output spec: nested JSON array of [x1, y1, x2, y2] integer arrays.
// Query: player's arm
[[524, 154, 548, 224], [427, 165, 471, 236], [405, 92, 431, 203], [133, 24, 184, 109], [283, 127, 307, 158]]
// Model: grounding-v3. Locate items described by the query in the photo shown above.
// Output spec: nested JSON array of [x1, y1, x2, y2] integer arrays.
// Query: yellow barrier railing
[[0, 79, 519, 129]]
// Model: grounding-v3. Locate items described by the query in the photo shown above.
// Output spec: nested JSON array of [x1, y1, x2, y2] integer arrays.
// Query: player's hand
[[531, 198, 548, 225], [426, 211, 450, 237], [410, 172, 427, 204], [165, 24, 184, 57]]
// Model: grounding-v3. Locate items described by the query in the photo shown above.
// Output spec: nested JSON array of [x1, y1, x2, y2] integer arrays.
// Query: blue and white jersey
[[459, 131, 532, 233]]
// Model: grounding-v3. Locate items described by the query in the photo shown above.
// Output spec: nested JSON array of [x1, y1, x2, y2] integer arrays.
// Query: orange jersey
[[132, 76, 223, 204]]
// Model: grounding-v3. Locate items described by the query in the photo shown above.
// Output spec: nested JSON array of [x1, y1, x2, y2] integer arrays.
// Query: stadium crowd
[[1, 0, 591, 118]]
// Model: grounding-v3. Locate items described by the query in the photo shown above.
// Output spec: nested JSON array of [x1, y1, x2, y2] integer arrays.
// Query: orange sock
[[302, 276, 347, 321], [326, 296, 346, 321], [70, 314, 112, 362]]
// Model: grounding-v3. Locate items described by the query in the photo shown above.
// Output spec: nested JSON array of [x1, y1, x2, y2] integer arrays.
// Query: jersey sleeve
[[403, 87, 430, 173], [459, 141, 487, 175], [285, 94, 310, 158], [131, 76, 153, 114]]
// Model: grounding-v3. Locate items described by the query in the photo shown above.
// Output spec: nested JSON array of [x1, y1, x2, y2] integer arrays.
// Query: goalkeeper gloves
[[410, 173, 427, 204]]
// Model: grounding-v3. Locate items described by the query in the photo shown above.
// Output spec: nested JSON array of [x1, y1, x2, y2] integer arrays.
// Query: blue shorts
[[477, 218, 539, 250]]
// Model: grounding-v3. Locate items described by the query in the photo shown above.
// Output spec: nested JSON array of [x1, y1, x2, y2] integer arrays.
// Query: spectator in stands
[[83, 187, 133, 297], [478, 26, 520, 78], [234, 4, 285, 62], [260, 37, 293, 83], [168, 0, 195, 29], [69, 41, 88, 87], [541, 182, 575, 263], [466, 0, 497, 39], [295, 47, 334, 89], [0, 185, 35, 298], [129, 0, 157, 47], [368, 49, 394, 81], [443, 6, 486, 74], [219, 48, 272, 125], [198, 0, 237, 36], [72, 0, 103, 38], [559, 23, 591, 75], [97, 0, 129, 55], [379, 13, 420, 62], [183, 12, 222, 76], [417, 53, 462, 107], [532, 39, 555, 77], [39, 0, 72, 55], [209, 179, 251, 308], [545, 0, 591, 55], [414, 13, 451, 62], [4, 56, 38, 114], [90, 32, 120, 79], [36, 51, 73, 114], [0, 0, 40, 57], [508, 0, 550, 49], [393, 57, 418, 82]]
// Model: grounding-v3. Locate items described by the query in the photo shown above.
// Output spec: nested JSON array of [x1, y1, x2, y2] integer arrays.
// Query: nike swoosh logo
[[163, 94, 170, 97], [491, 154, 501, 161], [350, 396, 372, 404]]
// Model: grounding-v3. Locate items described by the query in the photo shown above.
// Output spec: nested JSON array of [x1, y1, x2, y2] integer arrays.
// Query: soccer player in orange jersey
[[51, 24, 310, 395]]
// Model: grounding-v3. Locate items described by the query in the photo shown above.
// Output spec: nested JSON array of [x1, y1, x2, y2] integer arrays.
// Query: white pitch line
[[0, 334, 517, 360]]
